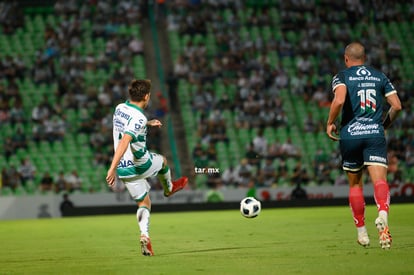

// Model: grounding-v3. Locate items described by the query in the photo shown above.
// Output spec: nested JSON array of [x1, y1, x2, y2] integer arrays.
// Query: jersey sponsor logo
[[369, 155, 386, 163], [347, 121, 380, 136], [115, 109, 131, 120], [117, 158, 152, 177], [350, 68, 381, 81], [356, 67, 371, 77], [114, 118, 124, 128], [134, 119, 145, 130], [349, 75, 381, 81], [343, 161, 357, 166], [118, 160, 135, 168]]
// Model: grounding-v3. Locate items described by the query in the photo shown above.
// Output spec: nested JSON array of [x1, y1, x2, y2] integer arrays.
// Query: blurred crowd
[[0, 0, 162, 194], [1, 0, 414, 195], [166, 0, 414, 189]]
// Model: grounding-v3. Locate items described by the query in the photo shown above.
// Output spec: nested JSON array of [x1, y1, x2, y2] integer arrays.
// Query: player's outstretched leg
[[375, 216, 392, 249], [164, 176, 188, 197], [140, 235, 154, 256]]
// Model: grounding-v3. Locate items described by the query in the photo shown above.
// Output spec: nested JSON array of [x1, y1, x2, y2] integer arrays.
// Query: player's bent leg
[[367, 165, 391, 249], [373, 179, 390, 218], [165, 176, 188, 197], [157, 155, 189, 197], [373, 179, 392, 250], [375, 216, 392, 250], [158, 156, 173, 194], [373, 179, 391, 250], [162, 156, 168, 167]]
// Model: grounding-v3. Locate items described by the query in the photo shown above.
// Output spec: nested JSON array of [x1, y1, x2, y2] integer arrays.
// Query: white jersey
[[112, 100, 152, 179]]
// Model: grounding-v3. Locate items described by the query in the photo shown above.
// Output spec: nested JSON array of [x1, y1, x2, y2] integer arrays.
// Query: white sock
[[357, 226, 367, 235], [136, 207, 150, 238], [378, 210, 388, 225]]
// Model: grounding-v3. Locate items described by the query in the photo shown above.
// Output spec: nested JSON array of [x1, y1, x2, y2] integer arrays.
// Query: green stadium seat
[[195, 174, 208, 189], [14, 185, 27, 196], [0, 155, 7, 168], [228, 141, 241, 163], [76, 133, 89, 146], [0, 187, 14, 196], [237, 128, 250, 145]]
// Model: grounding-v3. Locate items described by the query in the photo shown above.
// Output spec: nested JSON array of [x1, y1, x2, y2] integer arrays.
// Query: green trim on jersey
[[137, 135, 146, 142], [125, 130, 138, 142], [133, 148, 147, 159], [125, 100, 145, 114], [117, 158, 152, 177]]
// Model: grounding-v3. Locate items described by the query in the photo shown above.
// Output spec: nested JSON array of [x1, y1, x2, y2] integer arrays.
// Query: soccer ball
[[240, 197, 261, 218]]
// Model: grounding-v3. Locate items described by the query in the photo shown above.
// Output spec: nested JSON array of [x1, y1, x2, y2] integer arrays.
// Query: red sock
[[349, 187, 365, 227], [374, 180, 390, 213]]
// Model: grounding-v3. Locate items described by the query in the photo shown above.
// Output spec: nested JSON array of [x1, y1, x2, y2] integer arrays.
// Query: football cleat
[[375, 217, 392, 250], [164, 176, 188, 197], [357, 230, 370, 248], [140, 235, 154, 256]]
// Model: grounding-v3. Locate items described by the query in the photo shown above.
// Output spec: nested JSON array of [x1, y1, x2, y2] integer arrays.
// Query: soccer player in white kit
[[106, 79, 188, 256]]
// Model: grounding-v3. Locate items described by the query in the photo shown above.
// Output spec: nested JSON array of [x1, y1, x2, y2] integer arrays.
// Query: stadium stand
[[164, 0, 414, 189], [0, 1, 149, 194], [0, 0, 413, 196]]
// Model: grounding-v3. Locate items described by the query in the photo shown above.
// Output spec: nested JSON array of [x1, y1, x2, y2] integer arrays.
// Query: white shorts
[[123, 178, 151, 202], [120, 153, 164, 201]]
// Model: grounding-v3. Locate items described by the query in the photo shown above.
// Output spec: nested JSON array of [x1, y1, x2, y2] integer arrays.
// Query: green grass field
[[1, 204, 414, 275]]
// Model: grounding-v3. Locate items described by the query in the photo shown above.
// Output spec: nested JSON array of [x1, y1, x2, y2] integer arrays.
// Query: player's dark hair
[[128, 79, 151, 102]]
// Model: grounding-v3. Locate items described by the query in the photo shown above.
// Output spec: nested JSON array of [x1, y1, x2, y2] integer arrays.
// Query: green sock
[[158, 166, 172, 193]]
